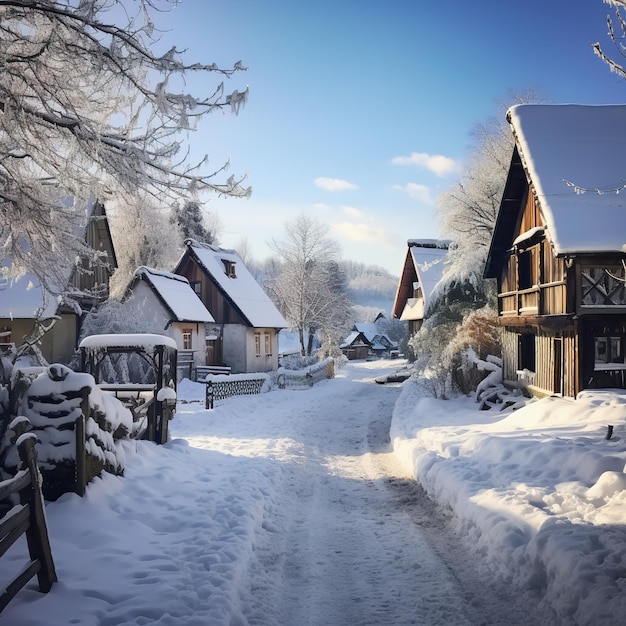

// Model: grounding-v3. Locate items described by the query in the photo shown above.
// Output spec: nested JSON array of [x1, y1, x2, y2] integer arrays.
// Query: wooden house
[[484, 104, 626, 398], [340, 316, 398, 360], [340, 330, 372, 360], [123, 267, 215, 379], [174, 240, 288, 374], [392, 239, 451, 335], [0, 200, 117, 364]]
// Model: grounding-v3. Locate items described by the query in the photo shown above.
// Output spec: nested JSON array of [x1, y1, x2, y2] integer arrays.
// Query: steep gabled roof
[[0, 199, 115, 319], [486, 104, 626, 279], [128, 267, 215, 323], [340, 330, 372, 349], [175, 240, 287, 329], [392, 239, 451, 320]]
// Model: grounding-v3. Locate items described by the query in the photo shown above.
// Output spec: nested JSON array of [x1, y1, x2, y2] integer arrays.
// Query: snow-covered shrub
[[1, 364, 133, 500], [278, 353, 319, 370], [451, 307, 501, 394], [408, 236, 500, 400], [455, 348, 528, 411]]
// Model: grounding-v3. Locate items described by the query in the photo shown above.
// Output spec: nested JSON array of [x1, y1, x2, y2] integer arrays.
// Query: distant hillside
[[340, 260, 398, 318], [246, 256, 399, 322]]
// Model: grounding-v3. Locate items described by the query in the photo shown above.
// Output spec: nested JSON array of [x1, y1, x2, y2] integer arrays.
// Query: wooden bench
[[195, 365, 231, 381]]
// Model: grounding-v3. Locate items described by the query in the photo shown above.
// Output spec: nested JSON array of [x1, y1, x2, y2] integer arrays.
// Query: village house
[[122, 267, 216, 380], [340, 314, 398, 360], [484, 103, 626, 398], [174, 240, 288, 374], [0, 201, 117, 364], [392, 239, 451, 336]]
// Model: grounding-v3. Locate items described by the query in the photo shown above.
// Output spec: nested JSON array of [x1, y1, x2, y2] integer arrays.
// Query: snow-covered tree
[[436, 92, 538, 250], [411, 95, 538, 396], [593, 0, 626, 77], [267, 214, 351, 356], [170, 201, 222, 246], [1, 0, 249, 292]]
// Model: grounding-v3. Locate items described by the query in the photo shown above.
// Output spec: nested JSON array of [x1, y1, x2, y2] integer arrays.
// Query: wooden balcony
[[499, 280, 567, 317]]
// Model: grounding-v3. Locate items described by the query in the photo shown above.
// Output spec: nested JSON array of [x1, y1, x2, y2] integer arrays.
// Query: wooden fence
[[0, 434, 57, 613], [205, 374, 269, 409]]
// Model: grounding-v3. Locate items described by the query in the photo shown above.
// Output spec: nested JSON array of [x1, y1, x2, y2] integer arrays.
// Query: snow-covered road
[[1, 359, 557, 625], [235, 371, 472, 625], [175, 360, 552, 625]]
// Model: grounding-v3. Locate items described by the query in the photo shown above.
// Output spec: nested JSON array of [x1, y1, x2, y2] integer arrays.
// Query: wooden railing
[[500, 280, 567, 317], [0, 435, 57, 613]]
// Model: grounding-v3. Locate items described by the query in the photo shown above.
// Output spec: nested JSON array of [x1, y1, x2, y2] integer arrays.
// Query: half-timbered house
[[484, 104, 626, 398]]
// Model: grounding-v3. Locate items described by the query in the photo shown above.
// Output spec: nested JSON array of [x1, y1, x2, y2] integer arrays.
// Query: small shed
[[340, 331, 372, 360]]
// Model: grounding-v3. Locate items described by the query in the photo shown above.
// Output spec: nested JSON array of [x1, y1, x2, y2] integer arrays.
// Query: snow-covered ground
[[1, 359, 625, 624]]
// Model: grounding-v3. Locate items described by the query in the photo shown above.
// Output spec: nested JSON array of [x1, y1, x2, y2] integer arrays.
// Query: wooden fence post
[[18, 436, 57, 593], [75, 415, 86, 497], [205, 381, 214, 409]]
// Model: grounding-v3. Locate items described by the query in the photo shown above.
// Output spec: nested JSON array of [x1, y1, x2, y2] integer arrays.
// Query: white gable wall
[[124, 282, 171, 333], [124, 282, 207, 369]]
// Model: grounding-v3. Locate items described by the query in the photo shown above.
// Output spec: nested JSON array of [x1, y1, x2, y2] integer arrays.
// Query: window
[[182, 329, 192, 350], [222, 259, 237, 278], [254, 332, 261, 357], [264, 333, 272, 356], [190, 281, 202, 299], [519, 333, 535, 372], [518, 251, 532, 290], [594, 335, 625, 369]]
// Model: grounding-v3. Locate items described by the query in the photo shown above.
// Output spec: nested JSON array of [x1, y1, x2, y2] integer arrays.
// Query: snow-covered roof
[[351, 323, 397, 349], [178, 241, 287, 329], [79, 333, 177, 351], [408, 241, 450, 300], [132, 267, 215, 323], [0, 199, 113, 320], [340, 330, 371, 349], [507, 103, 626, 254], [392, 239, 451, 321]]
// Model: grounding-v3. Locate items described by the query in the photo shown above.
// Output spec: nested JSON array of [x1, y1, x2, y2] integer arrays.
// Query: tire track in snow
[[239, 373, 478, 625]]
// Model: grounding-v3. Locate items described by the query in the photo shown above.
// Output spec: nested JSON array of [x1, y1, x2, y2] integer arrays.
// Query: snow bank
[[391, 382, 626, 624]]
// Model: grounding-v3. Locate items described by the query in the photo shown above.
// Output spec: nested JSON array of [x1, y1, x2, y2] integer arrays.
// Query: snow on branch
[[0, 0, 250, 282], [563, 178, 626, 195]]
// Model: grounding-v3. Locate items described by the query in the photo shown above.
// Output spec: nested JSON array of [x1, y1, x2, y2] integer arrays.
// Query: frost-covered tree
[[267, 214, 351, 356], [436, 92, 538, 250], [1, 0, 249, 292], [593, 0, 626, 76], [410, 95, 538, 396]]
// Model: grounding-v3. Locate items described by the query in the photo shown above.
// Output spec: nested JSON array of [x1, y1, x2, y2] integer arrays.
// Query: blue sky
[[160, 0, 626, 275]]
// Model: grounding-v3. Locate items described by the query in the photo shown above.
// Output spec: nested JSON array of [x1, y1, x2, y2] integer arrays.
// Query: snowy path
[[177, 361, 549, 625], [0, 359, 556, 625], [240, 379, 474, 626]]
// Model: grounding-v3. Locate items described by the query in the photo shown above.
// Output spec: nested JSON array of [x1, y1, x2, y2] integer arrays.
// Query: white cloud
[[391, 152, 458, 177], [331, 221, 391, 245], [393, 183, 434, 204], [314, 177, 359, 191]]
